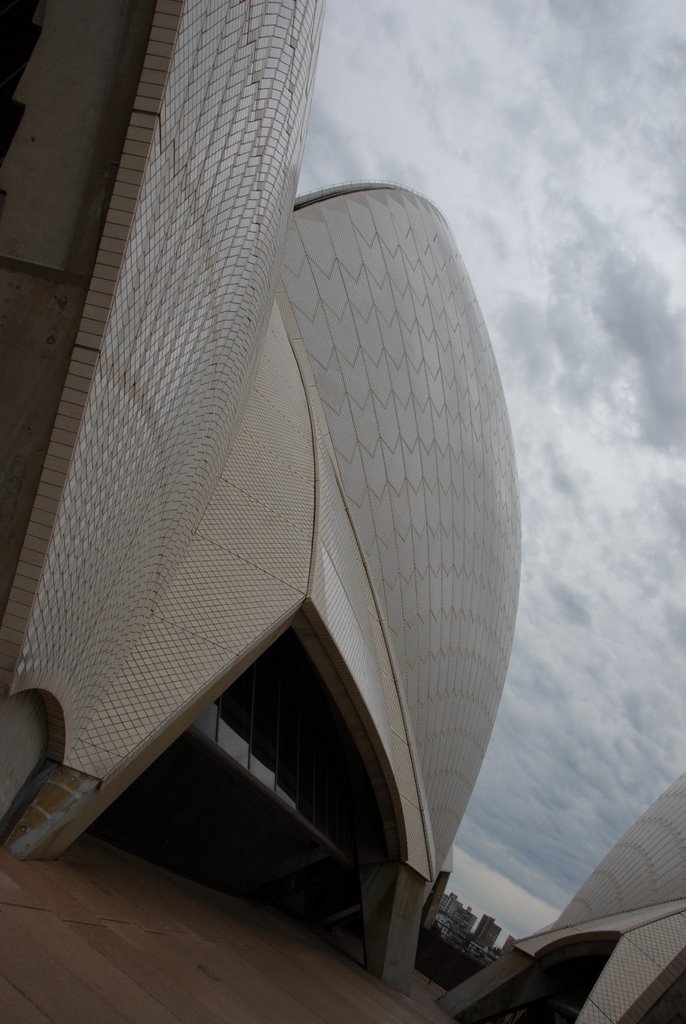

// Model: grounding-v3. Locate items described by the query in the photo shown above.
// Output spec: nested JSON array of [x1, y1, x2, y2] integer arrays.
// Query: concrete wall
[[0, 0, 156, 819], [0, 0, 155, 618], [0, 691, 46, 820]]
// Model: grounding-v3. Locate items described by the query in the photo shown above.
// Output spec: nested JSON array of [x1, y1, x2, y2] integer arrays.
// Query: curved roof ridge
[[293, 181, 452, 230], [294, 181, 403, 209]]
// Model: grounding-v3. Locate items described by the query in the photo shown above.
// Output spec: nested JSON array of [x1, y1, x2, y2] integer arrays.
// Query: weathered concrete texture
[[0, 691, 47, 821], [2, 763, 99, 859], [0, 263, 87, 619], [0, 835, 450, 1024], [361, 861, 428, 993], [0, 0, 155, 621], [0, 0, 156, 272], [437, 948, 546, 1022]]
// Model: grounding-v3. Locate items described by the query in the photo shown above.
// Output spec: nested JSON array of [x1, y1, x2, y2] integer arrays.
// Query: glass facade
[[194, 630, 353, 858]]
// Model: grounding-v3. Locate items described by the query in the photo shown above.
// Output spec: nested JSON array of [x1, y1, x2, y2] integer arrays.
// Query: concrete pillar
[[360, 861, 426, 993], [421, 868, 450, 929]]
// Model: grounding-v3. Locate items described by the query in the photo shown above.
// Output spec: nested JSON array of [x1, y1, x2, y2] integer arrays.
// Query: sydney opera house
[[441, 771, 686, 1024], [0, 0, 524, 1010], [4, 3, 686, 1023]]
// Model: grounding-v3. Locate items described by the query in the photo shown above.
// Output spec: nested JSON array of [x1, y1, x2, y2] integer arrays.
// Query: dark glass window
[[313, 744, 328, 836], [251, 664, 279, 788], [194, 702, 218, 741], [276, 680, 298, 808], [0, 1, 41, 164], [297, 700, 315, 821], [193, 630, 352, 856], [218, 666, 252, 768]]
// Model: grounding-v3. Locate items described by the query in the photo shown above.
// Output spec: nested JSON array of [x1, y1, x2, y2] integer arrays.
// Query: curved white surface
[[308, 404, 432, 877], [282, 186, 521, 863], [13, 0, 324, 755], [554, 771, 686, 929], [63, 301, 314, 780]]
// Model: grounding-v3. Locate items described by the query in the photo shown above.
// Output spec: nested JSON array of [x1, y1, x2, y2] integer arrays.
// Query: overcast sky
[[298, 0, 686, 939]]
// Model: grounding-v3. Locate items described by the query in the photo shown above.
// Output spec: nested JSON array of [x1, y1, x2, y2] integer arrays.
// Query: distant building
[[436, 893, 477, 949], [467, 941, 499, 965], [441, 771, 686, 1021], [439, 892, 463, 916], [473, 914, 501, 949], [454, 904, 478, 937]]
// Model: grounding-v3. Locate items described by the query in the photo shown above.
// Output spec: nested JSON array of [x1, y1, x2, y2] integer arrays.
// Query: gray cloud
[[665, 603, 686, 656], [301, 109, 364, 191], [497, 298, 553, 389], [658, 479, 686, 547], [593, 250, 686, 449], [549, 583, 592, 628], [545, 444, 578, 499], [300, 0, 686, 936]]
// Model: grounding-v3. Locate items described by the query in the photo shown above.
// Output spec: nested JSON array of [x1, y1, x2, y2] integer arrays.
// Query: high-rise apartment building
[[436, 894, 478, 949], [472, 914, 501, 949]]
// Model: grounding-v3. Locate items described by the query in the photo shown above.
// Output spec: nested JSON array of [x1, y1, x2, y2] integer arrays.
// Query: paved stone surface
[[0, 836, 450, 1023]]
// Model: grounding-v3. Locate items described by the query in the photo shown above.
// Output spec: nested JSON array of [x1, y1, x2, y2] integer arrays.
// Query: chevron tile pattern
[[282, 186, 521, 864], [555, 771, 686, 929], [310, 419, 431, 877]]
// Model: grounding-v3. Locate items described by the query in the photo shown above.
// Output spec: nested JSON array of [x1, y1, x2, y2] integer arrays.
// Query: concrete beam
[[438, 948, 553, 1022]]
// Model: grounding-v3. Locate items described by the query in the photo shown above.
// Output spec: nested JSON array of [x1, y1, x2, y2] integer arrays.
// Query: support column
[[360, 861, 426, 993], [1, 763, 99, 858], [421, 867, 450, 929]]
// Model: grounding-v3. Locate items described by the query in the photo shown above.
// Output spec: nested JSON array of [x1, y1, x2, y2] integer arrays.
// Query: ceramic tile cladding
[[11, 1, 324, 755], [310, 427, 431, 876], [70, 304, 314, 779], [283, 187, 522, 864], [555, 772, 686, 929], [577, 912, 686, 1024]]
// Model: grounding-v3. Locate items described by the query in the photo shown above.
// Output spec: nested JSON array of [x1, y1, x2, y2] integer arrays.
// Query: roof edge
[[293, 181, 455, 241], [294, 181, 404, 210]]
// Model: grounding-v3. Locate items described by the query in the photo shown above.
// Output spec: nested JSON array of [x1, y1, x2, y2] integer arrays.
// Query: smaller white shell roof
[[552, 771, 686, 930]]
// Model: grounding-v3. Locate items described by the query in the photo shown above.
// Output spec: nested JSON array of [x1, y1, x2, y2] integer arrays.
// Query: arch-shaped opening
[[537, 935, 619, 971], [36, 688, 66, 762], [0, 686, 75, 848], [291, 610, 407, 865], [89, 627, 395, 947]]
